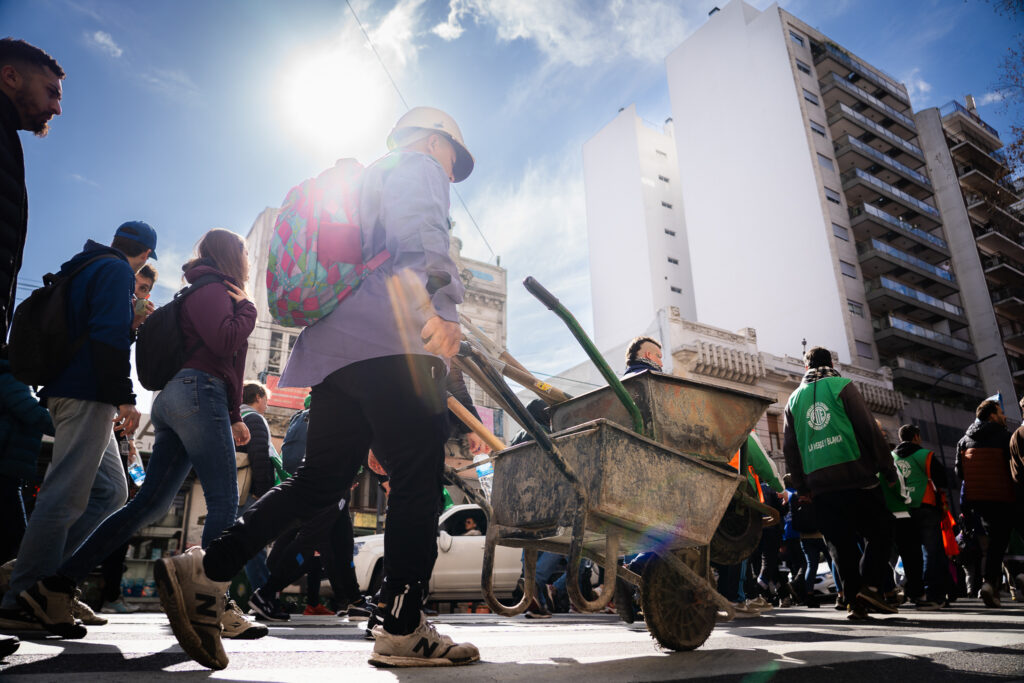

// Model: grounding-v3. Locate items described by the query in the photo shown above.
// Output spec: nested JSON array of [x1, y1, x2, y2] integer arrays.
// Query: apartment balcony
[[982, 253, 1024, 288], [1004, 329, 1024, 356], [873, 314, 975, 361], [841, 168, 942, 229], [864, 276, 967, 330], [940, 100, 1003, 152], [834, 135, 932, 199], [857, 238, 958, 297], [947, 130, 1010, 180], [827, 103, 925, 168], [958, 167, 1022, 206], [819, 73, 917, 138], [848, 203, 949, 263], [890, 355, 985, 399], [992, 286, 1024, 319], [969, 199, 1024, 263], [812, 41, 911, 110]]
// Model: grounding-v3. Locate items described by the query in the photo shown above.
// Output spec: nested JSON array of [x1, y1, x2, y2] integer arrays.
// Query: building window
[[824, 187, 842, 204], [848, 300, 864, 317], [809, 120, 826, 137], [789, 30, 805, 47], [832, 223, 849, 240], [664, 228, 677, 236], [803, 89, 819, 106], [661, 201, 673, 209], [658, 175, 670, 183], [817, 153, 835, 172], [767, 413, 783, 451], [670, 286, 682, 294], [796, 59, 811, 75], [668, 257, 679, 265], [267, 330, 297, 374], [655, 149, 668, 158], [855, 340, 874, 358], [840, 260, 858, 278]]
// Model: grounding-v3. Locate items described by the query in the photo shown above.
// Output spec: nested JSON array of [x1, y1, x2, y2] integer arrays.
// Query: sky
[[3, 0, 1022, 402]]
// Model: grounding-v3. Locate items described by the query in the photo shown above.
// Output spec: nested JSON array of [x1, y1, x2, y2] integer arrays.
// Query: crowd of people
[[0, 35, 1022, 674]]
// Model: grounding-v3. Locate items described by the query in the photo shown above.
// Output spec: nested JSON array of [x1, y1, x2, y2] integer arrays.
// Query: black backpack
[[8, 254, 120, 387], [136, 274, 224, 391]]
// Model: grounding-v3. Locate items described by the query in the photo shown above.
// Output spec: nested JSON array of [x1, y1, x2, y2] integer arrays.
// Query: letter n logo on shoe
[[413, 637, 439, 657], [195, 593, 218, 619]]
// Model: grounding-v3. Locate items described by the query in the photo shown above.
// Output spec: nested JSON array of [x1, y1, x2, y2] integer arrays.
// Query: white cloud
[[369, 0, 428, 69], [433, 0, 701, 67], [69, 173, 99, 187], [976, 91, 1006, 107], [139, 67, 201, 103], [902, 67, 932, 108], [87, 30, 123, 58]]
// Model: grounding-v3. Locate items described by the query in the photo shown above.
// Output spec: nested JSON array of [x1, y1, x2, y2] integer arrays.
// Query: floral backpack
[[266, 158, 390, 327]]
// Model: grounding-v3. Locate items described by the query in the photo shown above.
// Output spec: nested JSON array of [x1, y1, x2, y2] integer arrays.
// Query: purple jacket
[[179, 262, 257, 422]]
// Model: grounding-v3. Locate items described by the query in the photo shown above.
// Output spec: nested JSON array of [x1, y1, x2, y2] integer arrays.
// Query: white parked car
[[352, 504, 522, 601]]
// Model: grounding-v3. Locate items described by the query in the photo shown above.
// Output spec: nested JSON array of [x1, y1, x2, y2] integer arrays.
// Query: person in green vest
[[783, 346, 900, 620], [881, 424, 948, 610]]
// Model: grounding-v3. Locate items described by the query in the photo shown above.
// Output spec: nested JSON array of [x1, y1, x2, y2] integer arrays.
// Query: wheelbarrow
[[453, 277, 773, 651]]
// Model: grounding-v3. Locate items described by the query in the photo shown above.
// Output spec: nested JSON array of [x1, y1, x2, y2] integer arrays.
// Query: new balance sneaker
[[101, 597, 140, 614], [980, 582, 1001, 608], [73, 593, 108, 625], [249, 588, 289, 622], [856, 587, 898, 614], [154, 547, 229, 670], [18, 576, 86, 639], [369, 614, 480, 668], [221, 599, 268, 640], [0, 634, 19, 659], [0, 606, 46, 633]]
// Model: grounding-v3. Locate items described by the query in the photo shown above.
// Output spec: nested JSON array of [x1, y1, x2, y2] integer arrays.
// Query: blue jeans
[[59, 370, 239, 582]]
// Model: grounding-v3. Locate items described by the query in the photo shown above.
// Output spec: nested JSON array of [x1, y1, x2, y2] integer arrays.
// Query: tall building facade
[[657, 0, 1019, 432]]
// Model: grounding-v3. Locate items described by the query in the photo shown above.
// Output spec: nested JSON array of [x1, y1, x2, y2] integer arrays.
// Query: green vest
[[787, 376, 861, 475], [884, 447, 932, 510]]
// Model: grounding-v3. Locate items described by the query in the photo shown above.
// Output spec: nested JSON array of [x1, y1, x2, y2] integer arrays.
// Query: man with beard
[[0, 38, 64, 346]]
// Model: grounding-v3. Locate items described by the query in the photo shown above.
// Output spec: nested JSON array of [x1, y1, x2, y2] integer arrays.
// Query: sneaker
[[101, 597, 140, 614], [847, 601, 871, 621], [221, 599, 268, 640], [731, 601, 762, 619], [980, 582, 1001, 608], [303, 603, 334, 616], [0, 634, 18, 659], [249, 588, 289, 622], [154, 547, 230, 671], [0, 606, 46, 632], [18, 576, 86, 639], [746, 596, 772, 611], [339, 600, 372, 620], [915, 600, 944, 611], [833, 594, 848, 611], [73, 593, 108, 625], [856, 588, 898, 614], [369, 614, 479, 667]]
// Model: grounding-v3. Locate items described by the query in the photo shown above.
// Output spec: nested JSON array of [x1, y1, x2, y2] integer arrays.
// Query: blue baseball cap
[[115, 220, 158, 260]]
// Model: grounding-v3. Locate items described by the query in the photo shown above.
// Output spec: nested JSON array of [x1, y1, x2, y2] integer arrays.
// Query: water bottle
[[473, 453, 493, 501], [122, 439, 146, 487]]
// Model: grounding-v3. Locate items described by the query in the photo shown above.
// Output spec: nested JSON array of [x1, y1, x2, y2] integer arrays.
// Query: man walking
[[154, 107, 479, 670], [0, 38, 64, 343], [0, 221, 154, 637], [783, 346, 900, 619]]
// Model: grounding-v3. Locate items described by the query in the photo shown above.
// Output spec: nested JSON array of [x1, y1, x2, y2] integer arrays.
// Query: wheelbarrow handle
[[523, 276, 562, 312]]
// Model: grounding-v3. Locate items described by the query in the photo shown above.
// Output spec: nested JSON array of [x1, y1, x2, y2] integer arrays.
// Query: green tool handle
[[523, 276, 646, 437]]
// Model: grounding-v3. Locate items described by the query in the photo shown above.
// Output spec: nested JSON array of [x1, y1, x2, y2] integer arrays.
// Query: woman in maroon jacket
[[52, 229, 258, 627]]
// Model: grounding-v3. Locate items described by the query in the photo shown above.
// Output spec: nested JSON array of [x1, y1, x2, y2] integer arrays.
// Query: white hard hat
[[386, 106, 475, 182]]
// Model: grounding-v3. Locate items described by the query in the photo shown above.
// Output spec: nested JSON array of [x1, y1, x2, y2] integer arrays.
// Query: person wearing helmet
[[153, 107, 480, 670]]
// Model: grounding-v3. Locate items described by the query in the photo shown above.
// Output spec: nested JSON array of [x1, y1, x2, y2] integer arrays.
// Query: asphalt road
[[2, 597, 1023, 682]]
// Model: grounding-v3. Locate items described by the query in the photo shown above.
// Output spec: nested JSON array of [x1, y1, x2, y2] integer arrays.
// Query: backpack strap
[[176, 273, 228, 361]]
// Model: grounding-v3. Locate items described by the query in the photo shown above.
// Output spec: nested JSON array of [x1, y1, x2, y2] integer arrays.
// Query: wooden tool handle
[[447, 396, 506, 453]]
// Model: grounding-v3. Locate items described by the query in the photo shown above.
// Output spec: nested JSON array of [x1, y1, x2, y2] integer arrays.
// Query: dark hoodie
[[955, 419, 1013, 503], [178, 262, 256, 423], [40, 241, 136, 406]]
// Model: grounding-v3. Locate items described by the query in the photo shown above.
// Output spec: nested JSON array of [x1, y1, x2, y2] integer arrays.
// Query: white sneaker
[[369, 614, 480, 667], [154, 547, 230, 670], [100, 597, 140, 614]]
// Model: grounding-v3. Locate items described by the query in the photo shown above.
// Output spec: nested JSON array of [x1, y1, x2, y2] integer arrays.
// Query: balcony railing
[[866, 276, 964, 316], [820, 72, 916, 130], [893, 356, 981, 390], [940, 100, 999, 139], [842, 168, 940, 218], [849, 203, 946, 248], [815, 42, 909, 105], [992, 286, 1024, 304], [828, 102, 923, 159], [838, 136, 931, 187], [858, 238, 956, 282], [982, 252, 1024, 272], [874, 314, 973, 352]]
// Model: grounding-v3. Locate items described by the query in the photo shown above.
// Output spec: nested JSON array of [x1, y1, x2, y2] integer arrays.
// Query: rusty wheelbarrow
[[452, 277, 773, 651]]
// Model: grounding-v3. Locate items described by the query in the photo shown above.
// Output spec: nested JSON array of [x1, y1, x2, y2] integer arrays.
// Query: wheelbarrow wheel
[[641, 551, 717, 651], [709, 482, 763, 565]]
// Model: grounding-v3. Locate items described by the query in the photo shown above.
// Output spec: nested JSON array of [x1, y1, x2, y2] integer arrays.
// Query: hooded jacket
[[179, 261, 256, 423], [0, 358, 54, 480], [0, 91, 27, 341], [955, 419, 1013, 504], [40, 241, 136, 406]]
